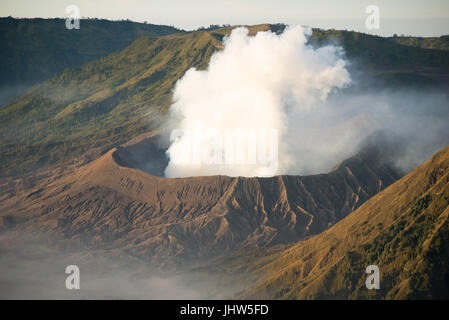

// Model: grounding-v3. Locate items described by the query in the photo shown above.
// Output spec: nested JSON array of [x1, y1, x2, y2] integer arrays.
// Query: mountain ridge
[[0, 17, 183, 103]]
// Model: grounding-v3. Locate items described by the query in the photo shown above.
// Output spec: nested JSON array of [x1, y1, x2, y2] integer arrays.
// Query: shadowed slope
[[0, 17, 183, 104]]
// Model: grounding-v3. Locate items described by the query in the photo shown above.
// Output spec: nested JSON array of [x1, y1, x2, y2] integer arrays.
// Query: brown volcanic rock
[[204, 144, 449, 299], [0, 141, 401, 269]]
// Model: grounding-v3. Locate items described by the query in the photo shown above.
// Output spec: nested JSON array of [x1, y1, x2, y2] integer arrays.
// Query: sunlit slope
[[201, 145, 449, 299], [0, 31, 221, 175]]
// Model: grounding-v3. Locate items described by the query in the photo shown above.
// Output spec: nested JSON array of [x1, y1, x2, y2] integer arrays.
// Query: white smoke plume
[[164, 25, 449, 178], [165, 25, 351, 177]]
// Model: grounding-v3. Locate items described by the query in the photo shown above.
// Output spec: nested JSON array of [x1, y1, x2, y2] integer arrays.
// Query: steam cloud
[[165, 26, 351, 177], [164, 25, 449, 178]]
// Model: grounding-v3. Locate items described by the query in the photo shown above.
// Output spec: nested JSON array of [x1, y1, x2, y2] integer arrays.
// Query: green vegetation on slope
[[390, 35, 449, 51], [314, 192, 448, 299], [0, 31, 220, 176], [0, 17, 182, 103]]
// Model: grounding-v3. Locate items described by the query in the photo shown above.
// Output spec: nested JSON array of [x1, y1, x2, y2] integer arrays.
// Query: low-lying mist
[[0, 233, 231, 299], [163, 25, 449, 178]]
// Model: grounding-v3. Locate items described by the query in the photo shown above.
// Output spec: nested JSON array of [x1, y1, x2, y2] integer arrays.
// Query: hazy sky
[[1, 0, 448, 36]]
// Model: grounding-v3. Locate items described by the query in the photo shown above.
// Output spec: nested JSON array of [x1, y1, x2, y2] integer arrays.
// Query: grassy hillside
[[390, 35, 449, 51], [0, 30, 221, 176], [2, 23, 449, 177], [198, 145, 449, 299], [0, 17, 182, 103]]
